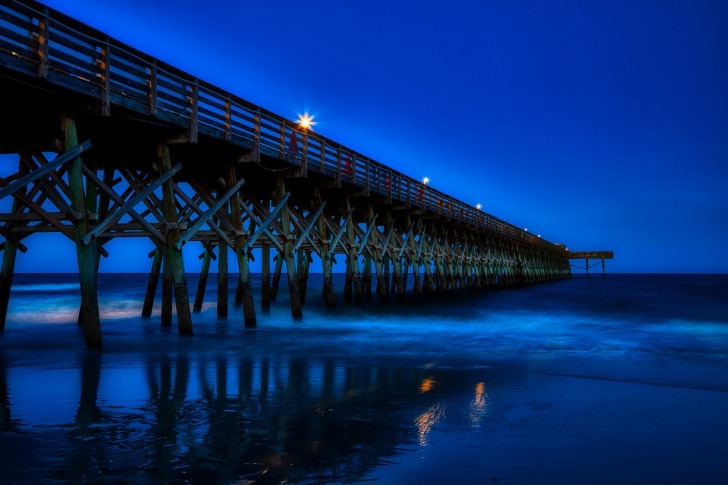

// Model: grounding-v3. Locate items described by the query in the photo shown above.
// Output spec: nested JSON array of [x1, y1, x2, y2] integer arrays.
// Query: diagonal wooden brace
[[19, 150, 79, 221], [356, 213, 378, 257], [81, 164, 181, 246], [242, 192, 290, 252], [175, 177, 245, 251], [81, 165, 166, 244], [398, 221, 416, 259], [0, 141, 91, 200], [326, 211, 352, 259], [0, 226, 28, 253], [120, 169, 170, 230], [292, 201, 327, 254], [174, 186, 234, 249], [187, 180, 238, 233], [380, 224, 395, 259]]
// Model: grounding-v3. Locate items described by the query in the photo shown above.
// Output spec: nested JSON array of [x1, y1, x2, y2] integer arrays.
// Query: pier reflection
[[0, 352, 494, 483]]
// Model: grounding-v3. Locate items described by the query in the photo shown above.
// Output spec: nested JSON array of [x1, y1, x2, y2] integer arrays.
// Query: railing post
[[224, 95, 232, 141], [37, 8, 49, 79], [301, 130, 308, 177], [350, 154, 356, 184], [336, 147, 342, 187], [319, 139, 326, 172], [189, 79, 199, 143], [279, 123, 286, 158], [365, 159, 370, 194], [253, 108, 261, 157], [148, 63, 158, 116], [387, 170, 392, 202], [99, 37, 111, 116]]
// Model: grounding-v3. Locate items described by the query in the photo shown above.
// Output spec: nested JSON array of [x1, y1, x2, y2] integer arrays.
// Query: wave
[[11, 283, 80, 292]]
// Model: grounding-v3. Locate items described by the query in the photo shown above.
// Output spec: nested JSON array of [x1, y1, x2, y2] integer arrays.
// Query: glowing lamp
[[296, 113, 315, 130]]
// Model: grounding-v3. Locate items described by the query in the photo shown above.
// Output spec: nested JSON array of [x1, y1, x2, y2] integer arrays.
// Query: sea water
[[0, 273, 727, 484]]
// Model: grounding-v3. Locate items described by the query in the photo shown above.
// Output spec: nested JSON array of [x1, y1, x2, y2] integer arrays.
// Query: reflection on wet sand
[[0, 352, 491, 483]]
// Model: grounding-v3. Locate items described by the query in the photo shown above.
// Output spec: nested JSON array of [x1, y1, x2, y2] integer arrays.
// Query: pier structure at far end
[[568, 251, 614, 279]]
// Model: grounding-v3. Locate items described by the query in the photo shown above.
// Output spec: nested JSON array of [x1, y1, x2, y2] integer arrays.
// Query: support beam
[[228, 163, 255, 327], [261, 244, 271, 311], [158, 143, 193, 335], [142, 247, 163, 317], [193, 246, 212, 312], [271, 251, 283, 302], [277, 178, 302, 319], [161, 251, 172, 326], [316, 190, 335, 309], [217, 232, 228, 318], [0, 159, 26, 331], [65, 116, 102, 348]]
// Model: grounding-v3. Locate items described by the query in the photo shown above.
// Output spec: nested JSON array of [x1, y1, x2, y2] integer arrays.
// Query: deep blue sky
[[9, 0, 728, 273]]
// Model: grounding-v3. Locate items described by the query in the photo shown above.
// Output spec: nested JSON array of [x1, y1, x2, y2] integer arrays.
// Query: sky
[[5, 0, 728, 273]]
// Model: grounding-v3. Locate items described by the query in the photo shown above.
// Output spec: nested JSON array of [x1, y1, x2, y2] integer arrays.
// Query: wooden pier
[[568, 251, 614, 279], [0, 0, 574, 347]]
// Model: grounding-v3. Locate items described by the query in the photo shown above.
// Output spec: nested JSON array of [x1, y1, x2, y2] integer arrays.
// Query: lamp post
[[419, 176, 429, 207], [296, 113, 314, 175]]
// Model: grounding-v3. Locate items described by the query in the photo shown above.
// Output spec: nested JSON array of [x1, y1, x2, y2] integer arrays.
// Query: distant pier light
[[476, 203, 482, 210], [297, 113, 315, 130]]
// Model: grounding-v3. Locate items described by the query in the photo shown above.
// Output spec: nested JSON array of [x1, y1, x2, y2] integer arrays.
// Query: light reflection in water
[[419, 376, 436, 393], [415, 402, 446, 446], [469, 381, 488, 427]]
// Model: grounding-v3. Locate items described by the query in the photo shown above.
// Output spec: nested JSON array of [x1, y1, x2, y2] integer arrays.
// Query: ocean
[[0, 273, 727, 484]]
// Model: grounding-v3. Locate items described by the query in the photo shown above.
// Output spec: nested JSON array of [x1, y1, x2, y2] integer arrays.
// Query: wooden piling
[[270, 251, 283, 302], [193, 246, 211, 312], [217, 238, 228, 317], [227, 163, 255, 327], [0, 237, 18, 332], [316, 190, 336, 308], [261, 244, 271, 311], [401, 259, 409, 296], [0, 158, 25, 331], [344, 199, 363, 304], [322, 251, 336, 308], [363, 204, 375, 303], [142, 247, 163, 317], [423, 227, 434, 293], [363, 254, 372, 303], [233, 273, 243, 307], [158, 143, 193, 335], [161, 251, 173, 326], [375, 255, 388, 303], [65, 115, 102, 347], [383, 253, 391, 300], [412, 260, 422, 299], [278, 178, 302, 319]]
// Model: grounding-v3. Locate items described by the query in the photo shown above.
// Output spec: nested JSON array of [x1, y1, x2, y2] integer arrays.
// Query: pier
[[568, 251, 614, 279], [1, 0, 576, 347]]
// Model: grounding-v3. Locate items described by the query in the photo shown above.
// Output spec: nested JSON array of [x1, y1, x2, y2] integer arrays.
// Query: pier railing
[[1, 0, 555, 249]]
